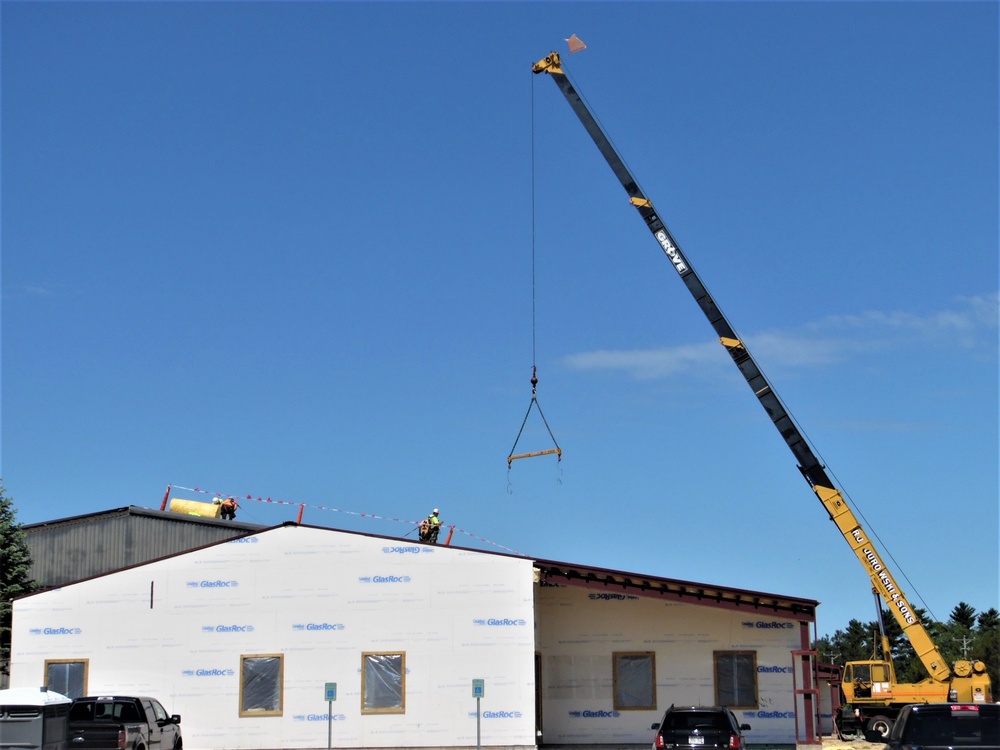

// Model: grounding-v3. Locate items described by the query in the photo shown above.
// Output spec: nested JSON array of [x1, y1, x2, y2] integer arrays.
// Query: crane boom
[[531, 51, 958, 687]]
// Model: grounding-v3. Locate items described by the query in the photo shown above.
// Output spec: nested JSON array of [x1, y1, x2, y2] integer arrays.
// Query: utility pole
[[953, 635, 975, 659]]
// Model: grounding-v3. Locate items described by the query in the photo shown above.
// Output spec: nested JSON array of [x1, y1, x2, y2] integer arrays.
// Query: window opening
[[362, 652, 405, 714], [44, 659, 88, 699], [613, 652, 656, 710], [714, 651, 758, 709], [240, 654, 283, 716]]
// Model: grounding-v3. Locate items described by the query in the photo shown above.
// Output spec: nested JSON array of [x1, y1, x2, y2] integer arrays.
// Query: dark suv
[[650, 705, 751, 750]]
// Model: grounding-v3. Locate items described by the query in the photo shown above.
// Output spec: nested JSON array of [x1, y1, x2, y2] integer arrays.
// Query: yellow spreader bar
[[508, 447, 562, 468]]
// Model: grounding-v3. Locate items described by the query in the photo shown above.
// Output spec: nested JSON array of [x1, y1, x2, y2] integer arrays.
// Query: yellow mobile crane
[[532, 51, 992, 741]]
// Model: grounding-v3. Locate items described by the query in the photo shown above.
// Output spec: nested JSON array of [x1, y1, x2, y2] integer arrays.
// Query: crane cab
[[843, 660, 896, 702]]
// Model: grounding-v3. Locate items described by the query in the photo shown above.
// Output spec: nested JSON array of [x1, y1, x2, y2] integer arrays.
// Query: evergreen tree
[[975, 608, 1000, 691], [883, 609, 922, 683], [0, 481, 37, 677], [816, 603, 999, 693], [950, 602, 978, 630], [828, 619, 877, 663]]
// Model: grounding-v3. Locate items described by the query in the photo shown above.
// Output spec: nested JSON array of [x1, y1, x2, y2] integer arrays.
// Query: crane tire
[[865, 715, 893, 741]]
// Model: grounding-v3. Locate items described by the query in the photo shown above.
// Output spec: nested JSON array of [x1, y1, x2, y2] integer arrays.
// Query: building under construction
[[12, 503, 827, 749]]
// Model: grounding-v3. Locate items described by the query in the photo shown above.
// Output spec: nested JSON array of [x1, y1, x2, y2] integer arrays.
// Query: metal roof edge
[[20, 510, 817, 620]]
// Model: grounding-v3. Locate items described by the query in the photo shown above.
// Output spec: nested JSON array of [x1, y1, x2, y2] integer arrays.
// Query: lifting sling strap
[[507, 367, 562, 468]]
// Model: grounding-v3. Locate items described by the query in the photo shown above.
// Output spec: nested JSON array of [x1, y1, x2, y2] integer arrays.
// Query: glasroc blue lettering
[[484, 618, 526, 626], [756, 711, 796, 719], [382, 546, 420, 554], [581, 710, 621, 718], [202, 624, 254, 633], [41, 627, 82, 635], [758, 666, 792, 673], [188, 580, 239, 588], [482, 710, 522, 719], [305, 623, 345, 631], [302, 714, 346, 722], [193, 668, 234, 677], [743, 621, 794, 629], [363, 575, 411, 583]]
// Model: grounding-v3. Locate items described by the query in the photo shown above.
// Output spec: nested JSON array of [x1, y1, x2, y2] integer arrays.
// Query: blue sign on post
[[325, 682, 337, 702], [472, 679, 484, 698]]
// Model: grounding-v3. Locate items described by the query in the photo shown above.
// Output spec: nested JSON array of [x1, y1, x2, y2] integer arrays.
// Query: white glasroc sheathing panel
[[11, 526, 537, 750], [535, 584, 803, 745]]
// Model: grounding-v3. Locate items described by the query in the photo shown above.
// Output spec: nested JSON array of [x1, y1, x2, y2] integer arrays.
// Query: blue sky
[[2, 1, 997, 640]]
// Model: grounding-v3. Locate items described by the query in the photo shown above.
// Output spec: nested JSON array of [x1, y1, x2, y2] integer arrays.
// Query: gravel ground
[[822, 736, 887, 750]]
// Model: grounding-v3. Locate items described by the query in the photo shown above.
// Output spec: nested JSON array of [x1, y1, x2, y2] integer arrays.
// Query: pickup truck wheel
[[865, 715, 893, 741], [174, 739, 182, 750]]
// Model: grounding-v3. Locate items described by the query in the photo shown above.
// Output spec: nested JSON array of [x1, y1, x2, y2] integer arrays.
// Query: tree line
[[814, 602, 1000, 692], [0, 481, 37, 682]]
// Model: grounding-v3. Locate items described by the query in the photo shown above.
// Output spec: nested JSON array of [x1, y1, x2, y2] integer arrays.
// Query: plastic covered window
[[45, 660, 88, 699], [613, 652, 656, 710], [714, 651, 758, 709], [362, 652, 405, 714], [240, 654, 283, 716]]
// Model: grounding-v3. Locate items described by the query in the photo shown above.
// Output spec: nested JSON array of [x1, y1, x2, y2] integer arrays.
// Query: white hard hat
[[433, 508, 439, 514]]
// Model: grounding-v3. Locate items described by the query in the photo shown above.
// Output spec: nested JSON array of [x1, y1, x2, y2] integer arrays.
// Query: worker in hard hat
[[219, 496, 238, 521], [419, 508, 441, 544]]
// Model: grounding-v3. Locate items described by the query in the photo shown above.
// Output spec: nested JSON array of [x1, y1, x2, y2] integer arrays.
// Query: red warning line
[[168, 484, 522, 555]]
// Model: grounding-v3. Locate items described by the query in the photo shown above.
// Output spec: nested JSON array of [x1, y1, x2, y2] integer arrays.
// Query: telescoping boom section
[[531, 50, 990, 731]]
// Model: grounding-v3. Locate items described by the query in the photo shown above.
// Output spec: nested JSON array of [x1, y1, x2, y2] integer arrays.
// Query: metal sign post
[[472, 679, 485, 750], [324, 682, 337, 750]]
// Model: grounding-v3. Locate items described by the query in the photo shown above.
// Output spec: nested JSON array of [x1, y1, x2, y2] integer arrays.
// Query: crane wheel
[[865, 715, 893, 741]]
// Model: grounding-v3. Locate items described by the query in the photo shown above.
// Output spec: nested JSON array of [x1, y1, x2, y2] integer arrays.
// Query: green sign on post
[[472, 679, 485, 750], [324, 682, 337, 750]]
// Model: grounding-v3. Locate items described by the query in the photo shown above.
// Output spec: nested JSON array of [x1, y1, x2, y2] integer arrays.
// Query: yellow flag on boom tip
[[566, 34, 586, 54]]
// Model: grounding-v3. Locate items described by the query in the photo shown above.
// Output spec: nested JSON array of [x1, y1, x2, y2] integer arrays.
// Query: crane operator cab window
[[870, 663, 890, 691], [849, 664, 874, 698]]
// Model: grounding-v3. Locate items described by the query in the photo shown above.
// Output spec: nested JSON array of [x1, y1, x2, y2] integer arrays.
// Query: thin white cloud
[[561, 293, 999, 380], [562, 342, 721, 380], [24, 284, 55, 296]]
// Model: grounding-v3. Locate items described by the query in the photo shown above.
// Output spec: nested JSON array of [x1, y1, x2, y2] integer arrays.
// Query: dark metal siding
[[24, 507, 263, 588]]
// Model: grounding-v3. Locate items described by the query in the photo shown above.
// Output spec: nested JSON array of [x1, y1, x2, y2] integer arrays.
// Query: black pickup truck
[[67, 696, 182, 750], [887, 703, 999, 750]]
